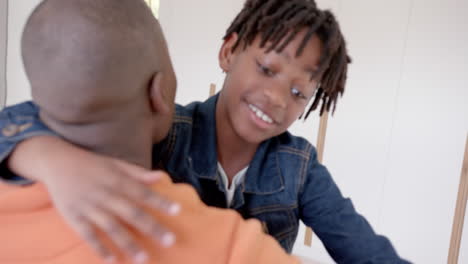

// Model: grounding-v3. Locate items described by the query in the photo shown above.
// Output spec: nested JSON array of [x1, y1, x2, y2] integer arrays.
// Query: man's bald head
[[22, 0, 175, 124], [21, 0, 177, 165]]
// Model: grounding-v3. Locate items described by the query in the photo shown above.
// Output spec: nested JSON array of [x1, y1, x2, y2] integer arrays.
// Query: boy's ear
[[219, 33, 239, 72], [148, 72, 170, 115]]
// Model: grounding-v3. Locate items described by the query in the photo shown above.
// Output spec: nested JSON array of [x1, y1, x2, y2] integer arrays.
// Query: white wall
[[159, 0, 244, 104], [5, 0, 40, 106], [376, 1, 468, 262], [160, 0, 468, 263], [0, 0, 7, 107], [296, 1, 468, 263]]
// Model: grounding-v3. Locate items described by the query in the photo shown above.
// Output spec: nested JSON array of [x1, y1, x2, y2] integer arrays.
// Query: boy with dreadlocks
[[0, 0, 409, 263]]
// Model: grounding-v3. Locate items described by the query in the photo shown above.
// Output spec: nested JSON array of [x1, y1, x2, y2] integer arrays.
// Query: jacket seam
[[298, 143, 313, 195], [278, 148, 310, 159], [249, 204, 298, 215]]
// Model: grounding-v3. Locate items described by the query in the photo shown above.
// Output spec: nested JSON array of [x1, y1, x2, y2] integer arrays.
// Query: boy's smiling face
[[217, 29, 323, 144]]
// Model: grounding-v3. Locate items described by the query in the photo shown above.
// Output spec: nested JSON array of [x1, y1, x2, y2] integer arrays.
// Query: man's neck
[[40, 112, 154, 169]]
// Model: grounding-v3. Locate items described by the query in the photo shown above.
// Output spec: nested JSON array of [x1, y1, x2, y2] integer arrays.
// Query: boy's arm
[[299, 148, 411, 264], [0, 102, 180, 262]]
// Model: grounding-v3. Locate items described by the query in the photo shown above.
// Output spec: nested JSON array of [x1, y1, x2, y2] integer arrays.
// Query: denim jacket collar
[[187, 95, 285, 195]]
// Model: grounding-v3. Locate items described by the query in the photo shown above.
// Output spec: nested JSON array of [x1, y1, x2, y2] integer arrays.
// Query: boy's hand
[[9, 136, 180, 264]]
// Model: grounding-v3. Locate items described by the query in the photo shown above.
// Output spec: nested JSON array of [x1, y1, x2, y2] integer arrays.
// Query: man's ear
[[219, 33, 239, 72], [148, 72, 170, 115]]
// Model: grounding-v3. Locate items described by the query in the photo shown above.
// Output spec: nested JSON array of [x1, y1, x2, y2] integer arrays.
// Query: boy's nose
[[263, 84, 288, 110]]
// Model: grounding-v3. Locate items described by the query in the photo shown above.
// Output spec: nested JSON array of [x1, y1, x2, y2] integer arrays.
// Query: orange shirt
[[0, 174, 299, 264]]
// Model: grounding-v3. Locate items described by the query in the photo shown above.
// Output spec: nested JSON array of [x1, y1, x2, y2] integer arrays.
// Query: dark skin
[[216, 30, 323, 181], [12, 0, 178, 263]]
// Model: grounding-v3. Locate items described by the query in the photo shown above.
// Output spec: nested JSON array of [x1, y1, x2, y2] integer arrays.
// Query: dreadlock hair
[[224, 0, 351, 118]]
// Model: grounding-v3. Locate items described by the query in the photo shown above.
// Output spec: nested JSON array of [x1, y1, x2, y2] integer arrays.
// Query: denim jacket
[[0, 98, 410, 263]]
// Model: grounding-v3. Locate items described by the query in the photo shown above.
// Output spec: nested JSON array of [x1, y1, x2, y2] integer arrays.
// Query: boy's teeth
[[248, 104, 273, 124]]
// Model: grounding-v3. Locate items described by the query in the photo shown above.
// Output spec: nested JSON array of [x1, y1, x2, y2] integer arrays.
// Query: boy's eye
[[256, 61, 275, 77], [291, 87, 307, 100]]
